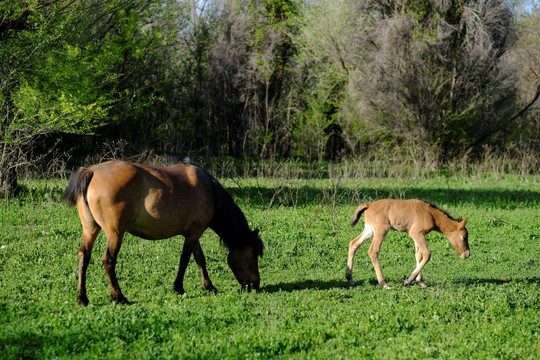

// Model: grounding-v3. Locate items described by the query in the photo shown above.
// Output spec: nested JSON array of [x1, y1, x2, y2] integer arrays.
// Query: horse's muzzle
[[244, 282, 260, 292], [461, 250, 470, 259]]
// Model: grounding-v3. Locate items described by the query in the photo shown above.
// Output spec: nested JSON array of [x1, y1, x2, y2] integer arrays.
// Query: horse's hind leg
[[102, 229, 130, 304], [77, 202, 101, 306], [78, 223, 100, 306], [346, 225, 374, 286], [192, 241, 217, 293]]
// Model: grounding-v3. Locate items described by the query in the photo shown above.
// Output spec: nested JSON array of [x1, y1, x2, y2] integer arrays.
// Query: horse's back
[[84, 160, 215, 239]]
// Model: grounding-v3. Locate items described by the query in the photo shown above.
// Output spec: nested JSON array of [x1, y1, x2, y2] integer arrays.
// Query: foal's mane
[[426, 201, 459, 222], [182, 160, 263, 255]]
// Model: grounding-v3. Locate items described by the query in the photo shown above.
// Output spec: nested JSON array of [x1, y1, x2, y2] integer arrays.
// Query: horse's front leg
[[404, 233, 431, 287], [192, 240, 218, 293], [102, 230, 130, 304], [174, 234, 201, 295]]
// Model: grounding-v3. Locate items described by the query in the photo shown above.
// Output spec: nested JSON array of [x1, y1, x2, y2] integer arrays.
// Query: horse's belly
[[127, 217, 185, 240]]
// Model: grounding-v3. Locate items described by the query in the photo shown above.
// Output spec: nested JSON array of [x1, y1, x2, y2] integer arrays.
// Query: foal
[[346, 199, 469, 289]]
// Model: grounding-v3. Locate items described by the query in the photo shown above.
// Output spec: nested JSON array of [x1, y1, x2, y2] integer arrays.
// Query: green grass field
[[1, 172, 539, 359]]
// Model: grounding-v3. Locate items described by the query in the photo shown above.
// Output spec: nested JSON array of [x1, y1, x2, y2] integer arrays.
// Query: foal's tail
[[63, 168, 94, 207], [350, 203, 370, 227]]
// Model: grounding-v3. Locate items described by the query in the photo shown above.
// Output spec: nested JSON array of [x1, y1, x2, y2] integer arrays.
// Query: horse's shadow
[[262, 279, 364, 293], [261, 277, 540, 293]]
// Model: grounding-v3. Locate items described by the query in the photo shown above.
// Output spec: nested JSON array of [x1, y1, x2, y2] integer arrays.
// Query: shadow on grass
[[262, 279, 356, 293], [449, 277, 540, 286], [228, 185, 540, 209]]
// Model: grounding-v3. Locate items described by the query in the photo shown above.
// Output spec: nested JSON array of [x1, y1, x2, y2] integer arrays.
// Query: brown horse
[[64, 160, 263, 306], [346, 199, 469, 289]]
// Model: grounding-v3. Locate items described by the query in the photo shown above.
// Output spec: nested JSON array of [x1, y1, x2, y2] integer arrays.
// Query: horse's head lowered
[[448, 217, 470, 259], [227, 229, 264, 291]]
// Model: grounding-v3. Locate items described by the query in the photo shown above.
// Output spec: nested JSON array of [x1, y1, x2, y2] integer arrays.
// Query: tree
[[0, 0, 187, 195]]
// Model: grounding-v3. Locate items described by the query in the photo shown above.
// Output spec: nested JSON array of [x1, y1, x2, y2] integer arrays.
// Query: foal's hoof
[[418, 281, 427, 288], [382, 284, 391, 290], [206, 286, 218, 294]]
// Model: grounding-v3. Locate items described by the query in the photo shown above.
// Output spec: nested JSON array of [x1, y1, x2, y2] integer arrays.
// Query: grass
[[0, 171, 539, 359]]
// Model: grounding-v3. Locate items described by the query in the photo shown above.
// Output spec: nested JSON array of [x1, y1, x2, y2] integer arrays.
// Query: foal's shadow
[[262, 279, 352, 293], [450, 277, 540, 286]]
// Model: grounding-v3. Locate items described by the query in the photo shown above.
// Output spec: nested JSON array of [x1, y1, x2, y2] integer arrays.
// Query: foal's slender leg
[[414, 244, 427, 288], [368, 229, 390, 289], [102, 229, 130, 304], [404, 232, 431, 286], [192, 240, 218, 293], [346, 225, 374, 286], [77, 223, 100, 306]]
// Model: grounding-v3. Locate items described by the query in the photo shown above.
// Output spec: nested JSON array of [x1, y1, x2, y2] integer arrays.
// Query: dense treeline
[[1, 0, 539, 194]]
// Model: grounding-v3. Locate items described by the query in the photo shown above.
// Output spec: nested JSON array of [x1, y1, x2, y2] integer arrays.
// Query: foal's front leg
[[414, 244, 427, 288], [404, 233, 431, 287]]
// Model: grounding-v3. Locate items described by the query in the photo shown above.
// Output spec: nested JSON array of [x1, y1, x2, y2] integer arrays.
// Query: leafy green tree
[[0, 0, 188, 195]]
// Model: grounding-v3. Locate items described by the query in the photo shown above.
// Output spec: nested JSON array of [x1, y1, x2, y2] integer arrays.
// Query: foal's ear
[[252, 229, 260, 237], [460, 217, 468, 227], [457, 216, 463, 222]]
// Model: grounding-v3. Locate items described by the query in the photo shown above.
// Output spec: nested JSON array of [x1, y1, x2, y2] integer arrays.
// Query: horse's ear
[[460, 217, 468, 227], [253, 229, 260, 237], [457, 216, 463, 222]]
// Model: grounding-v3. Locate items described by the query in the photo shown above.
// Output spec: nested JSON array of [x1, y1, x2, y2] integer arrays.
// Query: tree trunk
[[0, 164, 17, 196]]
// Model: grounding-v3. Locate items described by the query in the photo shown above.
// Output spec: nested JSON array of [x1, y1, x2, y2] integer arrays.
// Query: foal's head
[[227, 229, 264, 291], [448, 218, 470, 259]]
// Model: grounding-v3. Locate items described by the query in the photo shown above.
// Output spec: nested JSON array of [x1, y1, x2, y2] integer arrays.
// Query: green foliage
[[1, 173, 539, 358]]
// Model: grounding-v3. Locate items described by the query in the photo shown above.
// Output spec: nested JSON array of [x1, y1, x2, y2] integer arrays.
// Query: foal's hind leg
[[102, 228, 130, 304], [368, 230, 391, 290], [346, 224, 374, 286]]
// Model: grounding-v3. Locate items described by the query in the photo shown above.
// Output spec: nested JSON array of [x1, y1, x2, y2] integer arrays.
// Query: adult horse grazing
[[64, 160, 263, 306], [346, 199, 469, 289]]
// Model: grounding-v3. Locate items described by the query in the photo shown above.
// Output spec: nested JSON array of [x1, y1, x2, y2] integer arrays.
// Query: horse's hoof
[[418, 281, 427, 288], [348, 280, 356, 286], [174, 285, 185, 295], [206, 286, 218, 294], [78, 297, 89, 307], [383, 284, 391, 290], [112, 296, 131, 305]]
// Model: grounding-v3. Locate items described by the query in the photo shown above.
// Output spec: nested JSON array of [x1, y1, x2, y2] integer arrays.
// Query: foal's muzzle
[[461, 250, 470, 259]]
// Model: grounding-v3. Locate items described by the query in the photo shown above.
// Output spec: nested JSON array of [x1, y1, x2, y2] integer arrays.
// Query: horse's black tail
[[63, 168, 94, 207], [350, 203, 370, 227]]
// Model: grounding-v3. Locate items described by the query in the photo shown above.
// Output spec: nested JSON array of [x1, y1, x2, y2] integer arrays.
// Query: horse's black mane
[[182, 160, 263, 255]]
